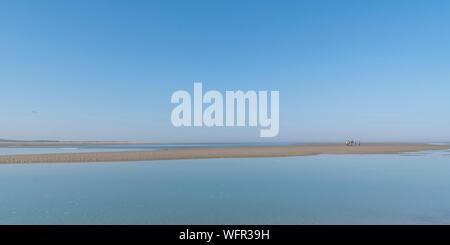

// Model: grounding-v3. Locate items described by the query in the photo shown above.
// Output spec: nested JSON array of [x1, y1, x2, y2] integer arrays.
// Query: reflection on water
[[0, 150, 449, 224], [0, 145, 158, 155], [0, 143, 298, 155], [400, 150, 450, 157]]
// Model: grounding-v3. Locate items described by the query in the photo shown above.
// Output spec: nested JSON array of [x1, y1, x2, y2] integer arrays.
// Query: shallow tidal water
[[0, 143, 293, 155], [0, 150, 449, 224]]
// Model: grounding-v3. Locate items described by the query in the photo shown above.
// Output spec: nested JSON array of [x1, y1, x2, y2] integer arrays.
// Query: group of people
[[345, 140, 361, 146]]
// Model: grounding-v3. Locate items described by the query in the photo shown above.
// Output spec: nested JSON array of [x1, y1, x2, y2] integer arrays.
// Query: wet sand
[[0, 143, 447, 164]]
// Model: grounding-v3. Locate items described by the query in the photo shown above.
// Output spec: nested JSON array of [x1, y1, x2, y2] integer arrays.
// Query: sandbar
[[0, 143, 447, 164]]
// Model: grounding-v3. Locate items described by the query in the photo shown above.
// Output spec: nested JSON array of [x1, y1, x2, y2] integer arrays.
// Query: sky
[[0, 0, 449, 142]]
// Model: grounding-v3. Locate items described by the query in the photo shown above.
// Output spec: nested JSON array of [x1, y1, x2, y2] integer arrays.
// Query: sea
[[0, 144, 449, 224]]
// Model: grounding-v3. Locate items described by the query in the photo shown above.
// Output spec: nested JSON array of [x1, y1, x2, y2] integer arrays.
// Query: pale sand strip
[[0, 144, 447, 164]]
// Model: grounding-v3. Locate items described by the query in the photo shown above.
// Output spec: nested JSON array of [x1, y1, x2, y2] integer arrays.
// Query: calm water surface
[[0, 143, 296, 155], [0, 150, 449, 224]]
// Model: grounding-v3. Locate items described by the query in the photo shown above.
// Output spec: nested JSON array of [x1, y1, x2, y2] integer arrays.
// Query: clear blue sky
[[1, 0, 449, 142]]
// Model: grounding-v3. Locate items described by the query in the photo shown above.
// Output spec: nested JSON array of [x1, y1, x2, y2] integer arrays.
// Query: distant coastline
[[0, 143, 447, 164], [0, 140, 152, 147]]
